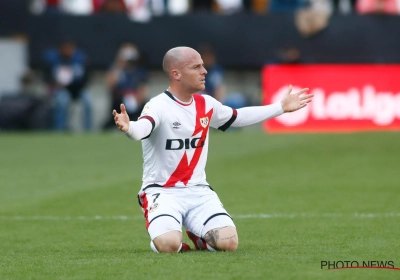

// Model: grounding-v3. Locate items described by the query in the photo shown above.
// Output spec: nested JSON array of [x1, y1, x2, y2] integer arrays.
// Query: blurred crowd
[[1, 0, 399, 132], [30, 0, 400, 21], [0, 37, 248, 132]]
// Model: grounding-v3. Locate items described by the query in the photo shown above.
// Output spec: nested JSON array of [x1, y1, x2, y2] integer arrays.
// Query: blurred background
[[0, 0, 399, 132], [1, 2, 400, 278]]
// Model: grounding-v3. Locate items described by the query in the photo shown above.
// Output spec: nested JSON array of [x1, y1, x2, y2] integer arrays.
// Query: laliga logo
[[272, 85, 400, 126]]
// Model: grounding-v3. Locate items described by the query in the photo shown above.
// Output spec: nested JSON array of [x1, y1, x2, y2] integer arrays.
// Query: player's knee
[[153, 238, 181, 253], [155, 242, 181, 253], [152, 231, 182, 253], [204, 227, 239, 251], [221, 235, 238, 251]]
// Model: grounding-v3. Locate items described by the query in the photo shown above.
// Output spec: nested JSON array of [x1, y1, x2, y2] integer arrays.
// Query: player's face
[[180, 51, 208, 93]]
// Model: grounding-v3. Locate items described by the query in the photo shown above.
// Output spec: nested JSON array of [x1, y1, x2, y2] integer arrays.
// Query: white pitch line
[[0, 213, 399, 221], [0, 215, 142, 221], [233, 213, 400, 218]]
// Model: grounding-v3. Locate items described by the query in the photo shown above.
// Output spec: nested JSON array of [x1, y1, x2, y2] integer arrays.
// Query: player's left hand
[[280, 85, 313, 113]]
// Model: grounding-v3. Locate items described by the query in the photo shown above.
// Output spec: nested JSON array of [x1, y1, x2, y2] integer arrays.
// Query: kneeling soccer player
[[113, 46, 313, 252]]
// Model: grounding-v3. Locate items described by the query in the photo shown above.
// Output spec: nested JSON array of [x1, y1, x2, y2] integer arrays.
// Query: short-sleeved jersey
[[138, 90, 237, 191]]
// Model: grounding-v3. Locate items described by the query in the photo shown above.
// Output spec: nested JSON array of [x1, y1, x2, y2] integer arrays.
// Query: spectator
[[98, 0, 127, 13], [197, 44, 225, 102], [167, 0, 190, 15], [332, 0, 357, 14], [43, 40, 92, 131], [295, 0, 332, 37], [356, 0, 400, 14], [0, 70, 52, 130], [125, 0, 152, 22], [246, 0, 270, 14], [30, 0, 61, 14], [45, 0, 62, 13], [269, 0, 309, 12], [192, 0, 214, 12], [150, 0, 190, 16], [214, 0, 243, 14], [197, 44, 246, 109], [103, 43, 149, 130], [60, 0, 94, 14]]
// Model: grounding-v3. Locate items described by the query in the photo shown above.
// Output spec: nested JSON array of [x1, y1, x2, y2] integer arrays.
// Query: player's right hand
[[280, 85, 312, 113], [113, 104, 130, 132]]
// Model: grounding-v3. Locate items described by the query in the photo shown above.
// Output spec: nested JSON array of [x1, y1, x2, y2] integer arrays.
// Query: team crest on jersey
[[149, 202, 159, 213], [200, 117, 209, 128]]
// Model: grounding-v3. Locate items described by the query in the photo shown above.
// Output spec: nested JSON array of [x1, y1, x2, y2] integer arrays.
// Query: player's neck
[[167, 86, 193, 103]]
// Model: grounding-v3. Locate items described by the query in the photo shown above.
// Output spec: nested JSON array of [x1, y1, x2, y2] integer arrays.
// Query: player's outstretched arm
[[231, 85, 313, 128], [113, 104, 130, 132], [280, 85, 313, 113]]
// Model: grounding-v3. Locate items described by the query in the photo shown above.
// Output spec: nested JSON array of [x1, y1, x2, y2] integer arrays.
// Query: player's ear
[[172, 69, 181, 80]]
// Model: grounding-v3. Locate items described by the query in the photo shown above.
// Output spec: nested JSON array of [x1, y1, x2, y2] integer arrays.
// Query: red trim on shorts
[[163, 94, 213, 186], [140, 192, 150, 229]]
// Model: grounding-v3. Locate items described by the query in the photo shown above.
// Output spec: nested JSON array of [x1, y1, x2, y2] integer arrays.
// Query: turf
[[0, 130, 399, 279]]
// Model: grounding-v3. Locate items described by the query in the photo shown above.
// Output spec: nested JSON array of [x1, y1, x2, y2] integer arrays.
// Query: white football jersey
[[138, 90, 237, 191]]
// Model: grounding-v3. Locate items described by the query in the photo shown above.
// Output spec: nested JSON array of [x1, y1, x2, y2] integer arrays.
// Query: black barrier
[[1, 10, 400, 69]]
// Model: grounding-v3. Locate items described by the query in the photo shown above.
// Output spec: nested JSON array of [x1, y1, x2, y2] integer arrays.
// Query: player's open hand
[[113, 104, 130, 132], [280, 85, 313, 113]]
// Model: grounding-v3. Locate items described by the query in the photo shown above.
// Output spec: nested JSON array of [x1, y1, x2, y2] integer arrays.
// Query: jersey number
[[152, 193, 160, 203]]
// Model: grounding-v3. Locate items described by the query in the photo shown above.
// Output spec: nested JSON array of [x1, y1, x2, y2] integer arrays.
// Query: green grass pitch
[[0, 130, 399, 279]]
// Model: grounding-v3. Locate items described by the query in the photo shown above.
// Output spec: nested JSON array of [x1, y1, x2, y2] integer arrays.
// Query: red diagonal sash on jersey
[[163, 94, 213, 186]]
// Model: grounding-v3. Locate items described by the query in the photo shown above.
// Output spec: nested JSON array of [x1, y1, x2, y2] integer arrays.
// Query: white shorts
[[138, 185, 235, 240]]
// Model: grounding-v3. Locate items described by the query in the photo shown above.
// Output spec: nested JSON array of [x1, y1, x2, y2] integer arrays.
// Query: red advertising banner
[[262, 64, 400, 133]]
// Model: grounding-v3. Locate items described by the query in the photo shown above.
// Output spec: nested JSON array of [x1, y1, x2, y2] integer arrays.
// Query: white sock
[[150, 241, 159, 253], [206, 243, 217, 252], [177, 243, 182, 252]]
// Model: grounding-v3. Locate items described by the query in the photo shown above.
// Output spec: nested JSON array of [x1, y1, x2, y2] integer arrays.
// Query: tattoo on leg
[[220, 234, 236, 241], [203, 229, 220, 248]]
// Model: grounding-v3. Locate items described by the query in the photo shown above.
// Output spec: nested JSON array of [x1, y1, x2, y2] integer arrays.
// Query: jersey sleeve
[[125, 118, 154, 141], [207, 95, 237, 131], [137, 98, 162, 139], [232, 103, 284, 127]]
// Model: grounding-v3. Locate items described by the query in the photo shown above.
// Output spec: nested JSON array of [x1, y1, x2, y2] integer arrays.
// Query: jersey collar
[[164, 90, 193, 106]]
